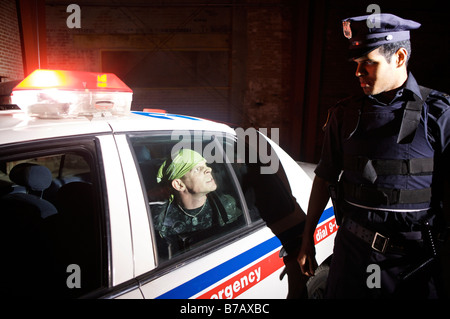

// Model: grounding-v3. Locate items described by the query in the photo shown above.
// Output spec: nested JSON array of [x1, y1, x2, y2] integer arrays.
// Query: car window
[[0, 143, 105, 298], [130, 131, 297, 265], [130, 133, 246, 263]]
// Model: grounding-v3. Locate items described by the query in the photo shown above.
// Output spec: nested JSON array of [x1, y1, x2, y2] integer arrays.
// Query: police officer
[[152, 149, 241, 258], [297, 13, 450, 298]]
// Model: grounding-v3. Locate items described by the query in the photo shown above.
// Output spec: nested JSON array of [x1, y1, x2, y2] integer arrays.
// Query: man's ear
[[395, 47, 408, 68], [171, 178, 184, 191]]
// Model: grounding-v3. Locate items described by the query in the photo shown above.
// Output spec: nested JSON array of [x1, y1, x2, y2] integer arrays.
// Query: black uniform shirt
[[315, 73, 450, 230], [316, 73, 450, 182]]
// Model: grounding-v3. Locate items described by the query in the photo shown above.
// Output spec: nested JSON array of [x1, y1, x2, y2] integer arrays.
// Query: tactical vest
[[341, 87, 433, 211]]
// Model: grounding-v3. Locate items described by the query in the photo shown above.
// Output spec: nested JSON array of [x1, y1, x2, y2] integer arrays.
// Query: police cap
[[342, 13, 421, 59]]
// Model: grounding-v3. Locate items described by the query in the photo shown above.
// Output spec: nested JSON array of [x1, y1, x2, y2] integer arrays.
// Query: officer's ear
[[395, 47, 408, 68], [171, 178, 185, 191]]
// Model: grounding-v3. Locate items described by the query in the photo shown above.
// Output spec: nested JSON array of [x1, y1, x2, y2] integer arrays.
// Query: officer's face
[[353, 47, 400, 95], [180, 160, 217, 195]]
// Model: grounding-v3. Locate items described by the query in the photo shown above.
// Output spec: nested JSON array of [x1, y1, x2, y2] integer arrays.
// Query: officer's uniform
[[316, 13, 450, 298]]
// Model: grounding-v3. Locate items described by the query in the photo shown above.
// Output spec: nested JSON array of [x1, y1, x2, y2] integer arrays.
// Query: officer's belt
[[342, 218, 423, 254], [343, 156, 433, 183], [343, 181, 431, 206]]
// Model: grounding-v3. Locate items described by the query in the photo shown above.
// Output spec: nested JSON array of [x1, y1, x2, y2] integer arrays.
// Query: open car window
[[130, 133, 246, 262], [130, 130, 298, 265]]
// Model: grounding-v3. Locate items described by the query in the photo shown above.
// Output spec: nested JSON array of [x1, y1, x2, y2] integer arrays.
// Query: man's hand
[[297, 237, 318, 276], [297, 175, 330, 277]]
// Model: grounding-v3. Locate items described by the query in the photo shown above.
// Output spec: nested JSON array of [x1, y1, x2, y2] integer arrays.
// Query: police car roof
[[0, 110, 235, 146]]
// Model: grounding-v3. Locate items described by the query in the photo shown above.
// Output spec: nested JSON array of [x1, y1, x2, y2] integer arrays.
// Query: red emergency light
[[13, 69, 132, 92], [11, 69, 133, 118]]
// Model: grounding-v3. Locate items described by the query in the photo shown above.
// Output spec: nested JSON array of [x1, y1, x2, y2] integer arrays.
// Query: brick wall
[[46, 5, 97, 72], [243, 3, 293, 132], [0, 0, 24, 82], [45, 1, 235, 121], [44, 0, 295, 142]]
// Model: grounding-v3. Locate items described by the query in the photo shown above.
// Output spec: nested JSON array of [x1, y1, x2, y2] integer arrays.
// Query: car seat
[[0, 163, 58, 297]]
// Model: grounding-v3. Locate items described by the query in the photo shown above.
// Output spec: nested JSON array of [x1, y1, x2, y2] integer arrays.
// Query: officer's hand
[[297, 237, 318, 277]]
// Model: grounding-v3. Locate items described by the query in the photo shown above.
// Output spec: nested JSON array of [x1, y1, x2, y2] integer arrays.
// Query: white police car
[[0, 69, 336, 299]]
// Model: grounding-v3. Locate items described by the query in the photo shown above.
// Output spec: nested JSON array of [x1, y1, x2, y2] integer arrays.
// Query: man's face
[[353, 47, 398, 95], [180, 160, 217, 195]]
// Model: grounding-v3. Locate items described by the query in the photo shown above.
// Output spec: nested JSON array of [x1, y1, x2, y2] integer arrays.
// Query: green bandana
[[157, 149, 206, 184]]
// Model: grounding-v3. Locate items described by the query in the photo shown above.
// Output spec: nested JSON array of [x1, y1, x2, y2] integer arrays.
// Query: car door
[[119, 129, 309, 299], [0, 136, 112, 298]]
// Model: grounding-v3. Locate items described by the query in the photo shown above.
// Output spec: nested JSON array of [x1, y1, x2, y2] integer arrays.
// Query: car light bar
[[11, 69, 133, 118]]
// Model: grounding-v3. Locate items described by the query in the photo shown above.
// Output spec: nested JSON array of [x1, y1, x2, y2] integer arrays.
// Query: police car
[[0, 69, 336, 299]]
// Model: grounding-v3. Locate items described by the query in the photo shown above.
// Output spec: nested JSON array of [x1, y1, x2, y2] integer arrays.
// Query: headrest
[[9, 163, 52, 192], [133, 145, 151, 162]]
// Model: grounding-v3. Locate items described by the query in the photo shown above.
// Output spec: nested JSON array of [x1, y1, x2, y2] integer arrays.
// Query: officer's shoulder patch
[[432, 91, 450, 103], [335, 94, 364, 108], [335, 95, 354, 106], [322, 95, 361, 131], [426, 89, 450, 118], [426, 88, 450, 101]]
